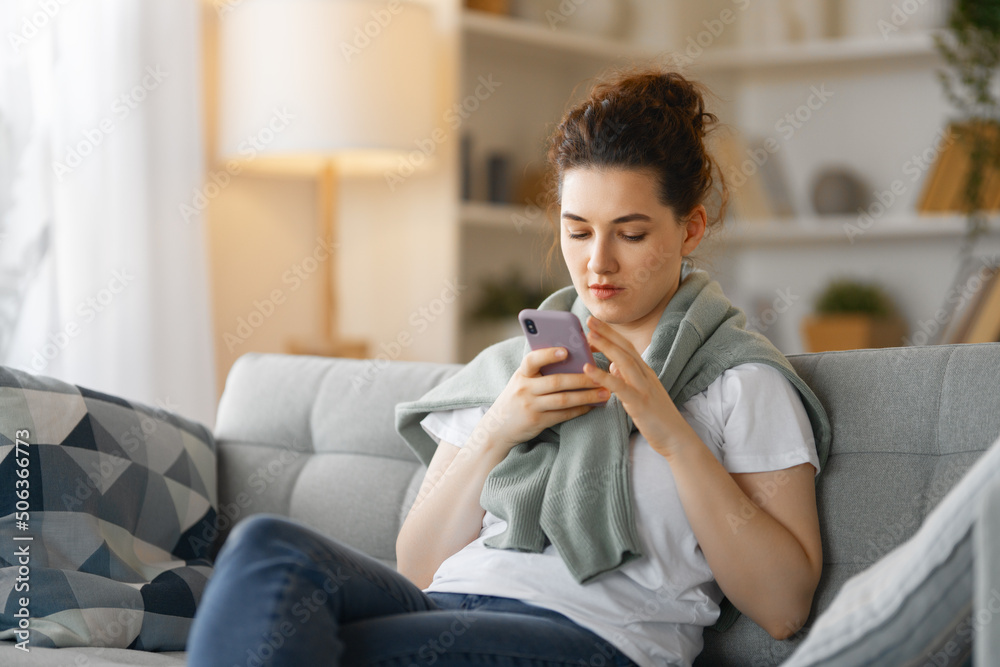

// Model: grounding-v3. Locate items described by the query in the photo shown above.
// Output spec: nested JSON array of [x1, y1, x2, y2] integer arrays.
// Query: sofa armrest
[[211, 352, 462, 564], [976, 472, 1000, 664]]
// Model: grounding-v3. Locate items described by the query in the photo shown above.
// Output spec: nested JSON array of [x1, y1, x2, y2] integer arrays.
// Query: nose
[[587, 231, 618, 275]]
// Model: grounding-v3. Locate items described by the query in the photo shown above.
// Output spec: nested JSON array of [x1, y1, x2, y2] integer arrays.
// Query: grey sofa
[[4, 343, 1000, 666]]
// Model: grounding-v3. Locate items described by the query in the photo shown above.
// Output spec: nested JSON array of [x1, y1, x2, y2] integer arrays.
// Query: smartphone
[[518, 309, 596, 375]]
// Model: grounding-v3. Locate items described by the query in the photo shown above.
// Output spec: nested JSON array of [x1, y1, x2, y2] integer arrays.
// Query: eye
[[565, 231, 646, 242]]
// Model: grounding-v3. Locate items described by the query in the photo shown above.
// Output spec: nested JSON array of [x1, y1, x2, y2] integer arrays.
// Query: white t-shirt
[[418, 362, 820, 667]]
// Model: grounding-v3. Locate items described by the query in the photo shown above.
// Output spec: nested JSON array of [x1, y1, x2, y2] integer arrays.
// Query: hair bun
[[547, 64, 729, 241]]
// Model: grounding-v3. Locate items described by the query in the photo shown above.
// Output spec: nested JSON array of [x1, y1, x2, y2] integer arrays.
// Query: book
[[946, 125, 976, 212], [936, 260, 998, 345], [918, 122, 1000, 213], [753, 137, 796, 218], [917, 125, 957, 213], [918, 125, 961, 213], [961, 268, 1000, 343], [710, 129, 775, 223], [974, 122, 1000, 212]]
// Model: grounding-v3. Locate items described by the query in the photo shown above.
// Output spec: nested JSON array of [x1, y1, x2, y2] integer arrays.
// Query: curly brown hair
[[541, 65, 729, 273]]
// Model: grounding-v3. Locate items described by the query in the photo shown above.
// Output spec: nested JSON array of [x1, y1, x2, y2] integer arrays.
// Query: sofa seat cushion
[[0, 367, 216, 651]]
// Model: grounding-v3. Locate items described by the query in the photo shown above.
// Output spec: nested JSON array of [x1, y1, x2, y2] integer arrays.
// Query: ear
[[680, 205, 707, 256]]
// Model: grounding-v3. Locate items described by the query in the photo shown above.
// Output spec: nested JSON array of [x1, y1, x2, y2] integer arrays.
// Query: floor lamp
[[217, 0, 436, 358]]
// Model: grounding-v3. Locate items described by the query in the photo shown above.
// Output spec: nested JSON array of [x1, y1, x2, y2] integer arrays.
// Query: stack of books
[[918, 122, 1000, 213], [931, 259, 1000, 345], [710, 129, 796, 223], [917, 121, 1000, 344]]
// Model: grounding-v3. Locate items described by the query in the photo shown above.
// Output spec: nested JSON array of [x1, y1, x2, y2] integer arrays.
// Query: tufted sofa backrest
[[212, 344, 1000, 666]]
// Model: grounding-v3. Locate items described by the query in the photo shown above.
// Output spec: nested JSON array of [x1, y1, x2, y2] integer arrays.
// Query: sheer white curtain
[[1, 0, 217, 428]]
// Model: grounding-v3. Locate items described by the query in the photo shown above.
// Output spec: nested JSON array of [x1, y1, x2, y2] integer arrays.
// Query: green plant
[[469, 267, 549, 321], [934, 0, 1000, 249], [814, 279, 896, 317]]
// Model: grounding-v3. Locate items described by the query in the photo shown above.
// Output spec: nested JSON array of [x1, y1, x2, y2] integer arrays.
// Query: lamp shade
[[218, 0, 436, 172]]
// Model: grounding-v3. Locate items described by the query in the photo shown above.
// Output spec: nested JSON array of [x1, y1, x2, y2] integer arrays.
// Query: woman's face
[[560, 167, 705, 342]]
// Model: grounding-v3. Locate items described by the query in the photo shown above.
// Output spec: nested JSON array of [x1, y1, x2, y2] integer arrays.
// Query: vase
[[562, 0, 631, 39], [897, 0, 950, 33], [840, 0, 896, 39], [510, 0, 559, 25], [781, 0, 829, 42], [740, 0, 791, 48]]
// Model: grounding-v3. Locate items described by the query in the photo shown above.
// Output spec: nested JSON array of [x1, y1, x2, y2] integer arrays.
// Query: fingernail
[[598, 390, 609, 399], [556, 348, 566, 357]]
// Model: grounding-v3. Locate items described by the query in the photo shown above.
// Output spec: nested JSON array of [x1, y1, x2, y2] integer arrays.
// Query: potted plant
[[800, 279, 908, 352], [934, 0, 1000, 252]]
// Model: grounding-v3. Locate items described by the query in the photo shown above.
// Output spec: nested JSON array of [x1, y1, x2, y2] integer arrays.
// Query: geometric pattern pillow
[[0, 366, 217, 650], [781, 433, 1000, 666]]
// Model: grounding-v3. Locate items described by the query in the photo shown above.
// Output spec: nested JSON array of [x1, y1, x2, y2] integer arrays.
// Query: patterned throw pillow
[[0, 366, 217, 650]]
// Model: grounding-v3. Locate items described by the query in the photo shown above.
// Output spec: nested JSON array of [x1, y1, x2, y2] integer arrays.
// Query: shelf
[[707, 214, 999, 246], [461, 10, 654, 62], [693, 31, 940, 73], [460, 201, 554, 234], [462, 11, 941, 73], [461, 206, 999, 244]]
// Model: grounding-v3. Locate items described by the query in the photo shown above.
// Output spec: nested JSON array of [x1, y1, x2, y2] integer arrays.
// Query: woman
[[187, 66, 829, 667]]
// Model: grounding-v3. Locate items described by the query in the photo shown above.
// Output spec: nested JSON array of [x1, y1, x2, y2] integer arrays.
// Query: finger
[[582, 361, 628, 396], [563, 404, 597, 420], [587, 326, 645, 381], [586, 316, 636, 352], [548, 405, 596, 424], [587, 317, 641, 360], [536, 388, 609, 413], [536, 372, 604, 394], [521, 347, 567, 376]]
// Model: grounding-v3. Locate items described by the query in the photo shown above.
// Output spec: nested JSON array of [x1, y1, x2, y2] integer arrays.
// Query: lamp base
[[286, 336, 369, 359]]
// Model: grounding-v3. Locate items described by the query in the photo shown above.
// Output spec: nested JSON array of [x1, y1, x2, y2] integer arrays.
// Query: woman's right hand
[[481, 346, 610, 454], [398, 346, 607, 586]]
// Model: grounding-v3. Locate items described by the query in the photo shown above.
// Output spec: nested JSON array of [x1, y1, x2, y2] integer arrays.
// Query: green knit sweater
[[395, 261, 831, 626]]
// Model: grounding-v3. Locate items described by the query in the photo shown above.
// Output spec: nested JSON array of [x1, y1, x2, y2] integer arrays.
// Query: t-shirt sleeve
[[713, 363, 820, 475], [419, 406, 488, 448]]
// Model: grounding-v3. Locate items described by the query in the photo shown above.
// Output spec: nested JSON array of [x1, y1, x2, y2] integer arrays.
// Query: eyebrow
[[562, 212, 652, 224]]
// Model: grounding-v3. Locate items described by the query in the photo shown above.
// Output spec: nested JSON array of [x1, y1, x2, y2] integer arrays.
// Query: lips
[[590, 284, 624, 299]]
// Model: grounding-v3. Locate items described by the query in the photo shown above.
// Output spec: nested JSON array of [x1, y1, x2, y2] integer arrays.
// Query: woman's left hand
[[583, 315, 696, 458]]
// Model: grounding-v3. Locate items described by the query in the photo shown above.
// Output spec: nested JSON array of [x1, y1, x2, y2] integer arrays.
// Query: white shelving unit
[[460, 201, 551, 232], [456, 6, 665, 361], [696, 31, 940, 71], [452, 0, 997, 360], [676, 1, 1000, 354], [710, 215, 998, 245], [461, 11, 653, 62]]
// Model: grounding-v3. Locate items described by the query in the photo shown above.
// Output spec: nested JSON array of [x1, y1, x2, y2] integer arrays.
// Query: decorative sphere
[[811, 168, 870, 216]]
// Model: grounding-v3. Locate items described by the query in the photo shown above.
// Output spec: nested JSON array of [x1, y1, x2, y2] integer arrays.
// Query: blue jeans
[[187, 514, 638, 667]]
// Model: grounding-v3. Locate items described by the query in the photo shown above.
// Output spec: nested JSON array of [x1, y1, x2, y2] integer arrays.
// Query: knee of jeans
[[220, 514, 291, 559]]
